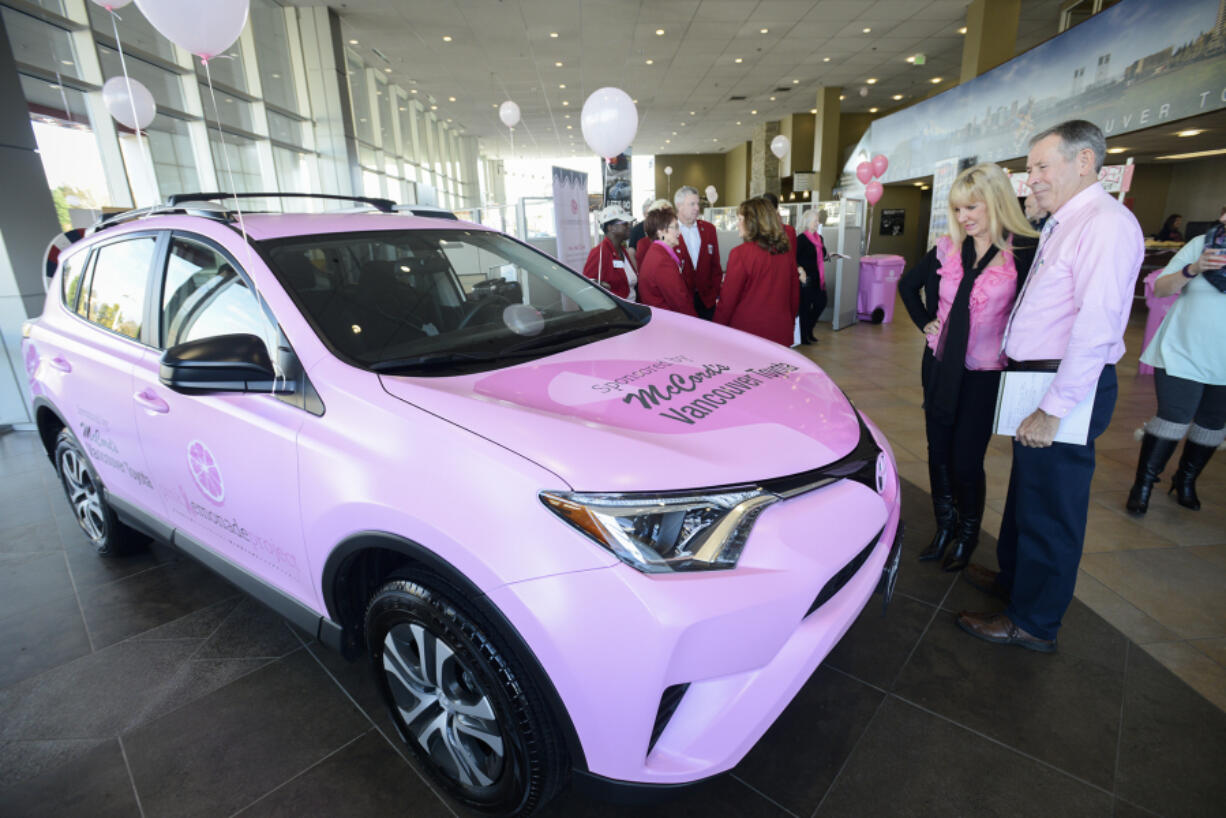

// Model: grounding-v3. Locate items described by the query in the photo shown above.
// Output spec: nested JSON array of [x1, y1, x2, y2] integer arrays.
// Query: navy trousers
[[996, 366, 1117, 641]]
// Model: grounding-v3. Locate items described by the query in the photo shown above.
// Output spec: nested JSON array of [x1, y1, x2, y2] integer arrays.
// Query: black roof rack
[[166, 192, 398, 213]]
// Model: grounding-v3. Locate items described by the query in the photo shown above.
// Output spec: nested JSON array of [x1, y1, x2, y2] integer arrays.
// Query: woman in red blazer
[[582, 205, 635, 299], [713, 198, 799, 346], [636, 205, 697, 316], [634, 198, 672, 264]]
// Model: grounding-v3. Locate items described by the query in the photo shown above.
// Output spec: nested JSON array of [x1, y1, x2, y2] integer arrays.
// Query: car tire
[[365, 576, 568, 817], [54, 428, 140, 557]]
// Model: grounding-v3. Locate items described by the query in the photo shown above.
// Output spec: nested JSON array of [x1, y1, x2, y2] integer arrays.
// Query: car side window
[[84, 237, 157, 341], [60, 251, 87, 311], [161, 237, 264, 349]]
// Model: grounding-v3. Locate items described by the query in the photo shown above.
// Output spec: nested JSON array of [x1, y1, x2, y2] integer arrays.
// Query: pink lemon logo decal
[[188, 440, 225, 505]]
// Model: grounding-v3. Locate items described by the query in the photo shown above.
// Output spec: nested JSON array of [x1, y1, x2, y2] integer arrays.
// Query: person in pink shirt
[[637, 205, 697, 316], [957, 120, 1144, 653], [898, 163, 1037, 574]]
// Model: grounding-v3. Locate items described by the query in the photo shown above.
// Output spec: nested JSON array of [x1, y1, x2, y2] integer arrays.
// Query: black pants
[[997, 366, 1117, 640], [921, 348, 1001, 487], [1154, 368, 1226, 429], [799, 284, 827, 341]]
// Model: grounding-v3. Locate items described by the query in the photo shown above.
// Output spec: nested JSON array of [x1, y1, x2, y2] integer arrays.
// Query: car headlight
[[540, 488, 778, 573]]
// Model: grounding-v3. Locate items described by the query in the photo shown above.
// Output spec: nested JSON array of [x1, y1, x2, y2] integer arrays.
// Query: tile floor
[[1, 309, 1224, 817]]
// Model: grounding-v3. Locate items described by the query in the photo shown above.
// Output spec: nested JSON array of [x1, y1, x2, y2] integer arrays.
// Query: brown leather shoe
[[961, 563, 1010, 602], [956, 611, 1056, 653]]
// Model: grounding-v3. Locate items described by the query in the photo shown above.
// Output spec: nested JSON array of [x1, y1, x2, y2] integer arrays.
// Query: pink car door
[[130, 234, 314, 607]]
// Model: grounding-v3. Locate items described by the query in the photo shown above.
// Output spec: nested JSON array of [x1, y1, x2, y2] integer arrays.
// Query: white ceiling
[[288, 0, 1065, 158]]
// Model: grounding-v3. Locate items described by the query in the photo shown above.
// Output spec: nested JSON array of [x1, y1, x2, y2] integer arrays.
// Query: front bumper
[[488, 466, 902, 785]]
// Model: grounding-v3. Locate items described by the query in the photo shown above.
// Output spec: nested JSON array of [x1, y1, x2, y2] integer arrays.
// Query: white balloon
[[499, 100, 520, 129], [770, 134, 790, 159], [102, 76, 156, 130], [580, 87, 638, 159], [663, 166, 673, 176], [705, 185, 718, 204], [135, 0, 249, 60], [90, 0, 133, 9]]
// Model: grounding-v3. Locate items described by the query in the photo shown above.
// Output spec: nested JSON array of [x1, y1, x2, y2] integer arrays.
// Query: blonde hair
[[800, 208, 825, 233], [948, 162, 1038, 252]]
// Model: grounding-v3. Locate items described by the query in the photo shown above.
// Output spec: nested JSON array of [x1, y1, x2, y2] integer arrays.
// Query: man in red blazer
[[673, 186, 723, 320]]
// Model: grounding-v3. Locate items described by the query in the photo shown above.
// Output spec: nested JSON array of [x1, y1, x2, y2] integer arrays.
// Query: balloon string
[[109, 9, 152, 200], [53, 70, 72, 124], [202, 57, 285, 388]]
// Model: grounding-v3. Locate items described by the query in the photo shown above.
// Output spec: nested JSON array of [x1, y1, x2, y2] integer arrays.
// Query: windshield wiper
[[505, 320, 644, 353], [371, 351, 499, 372]]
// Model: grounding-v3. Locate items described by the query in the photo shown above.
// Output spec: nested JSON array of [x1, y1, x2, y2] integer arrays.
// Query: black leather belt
[[1006, 358, 1061, 372]]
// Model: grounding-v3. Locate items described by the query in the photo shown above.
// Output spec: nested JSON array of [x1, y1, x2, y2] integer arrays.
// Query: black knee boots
[[1169, 441, 1217, 511], [918, 462, 956, 562], [942, 477, 984, 573], [1126, 433, 1179, 515]]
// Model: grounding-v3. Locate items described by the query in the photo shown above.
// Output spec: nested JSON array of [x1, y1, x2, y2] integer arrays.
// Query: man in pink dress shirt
[[957, 120, 1144, 652]]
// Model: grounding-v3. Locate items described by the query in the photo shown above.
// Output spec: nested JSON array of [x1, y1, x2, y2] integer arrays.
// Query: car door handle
[[49, 356, 72, 372], [134, 389, 170, 414]]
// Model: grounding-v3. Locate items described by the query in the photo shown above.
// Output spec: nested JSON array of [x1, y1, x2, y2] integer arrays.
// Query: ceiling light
[[632, 99, 638, 103], [446, 118, 453, 122], [442, 35, 452, 42], [448, 96, 456, 102], [839, 94, 845, 100], [645, 58, 654, 65], [809, 108, 817, 114], [550, 32, 558, 38], [430, 105, 437, 110], [892, 94, 903, 100], [1176, 128, 1205, 137], [736, 120, 741, 125], [823, 57, 831, 62], [559, 83, 566, 88], [750, 109, 757, 114], [690, 111, 696, 115], [793, 79, 800, 84], [734, 57, 743, 63], [1157, 147, 1226, 160], [566, 125, 572, 129], [921, 185, 930, 190], [769, 96, 776, 101], [862, 27, 871, 33], [564, 113, 570, 118], [665, 138, 671, 143], [411, 89, 418, 94], [384, 68, 392, 73], [760, 28, 769, 34], [869, 107, 878, 113], [913, 181, 923, 186], [672, 131, 678, 136], [958, 26, 967, 34], [562, 100, 569, 106], [555, 61, 563, 67], [930, 77, 943, 84], [1107, 147, 1127, 154], [866, 78, 878, 84], [348, 39, 358, 45], [906, 56, 915, 64], [655, 28, 665, 36]]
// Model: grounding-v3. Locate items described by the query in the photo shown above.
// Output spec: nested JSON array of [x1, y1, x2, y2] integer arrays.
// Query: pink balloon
[[865, 181, 884, 206], [856, 161, 873, 185], [872, 154, 889, 178]]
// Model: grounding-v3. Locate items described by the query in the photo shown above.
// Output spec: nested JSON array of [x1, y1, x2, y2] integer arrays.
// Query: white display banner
[[552, 166, 590, 271]]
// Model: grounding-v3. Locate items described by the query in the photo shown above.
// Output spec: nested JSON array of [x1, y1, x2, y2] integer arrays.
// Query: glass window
[[97, 47, 185, 112], [2, 8, 83, 80], [198, 85, 254, 132], [162, 238, 264, 348], [273, 147, 313, 196], [28, 0, 68, 15], [346, 54, 374, 144], [86, 237, 157, 341], [195, 47, 248, 94], [209, 132, 263, 192], [60, 250, 87, 311], [87, 3, 176, 61], [21, 75, 113, 221], [397, 101, 415, 163], [377, 81, 394, 152], [147, 115, 200, 199], [267, 110, 304, 145], [266, 229, 631, 373], [249, 0, 298, 112]]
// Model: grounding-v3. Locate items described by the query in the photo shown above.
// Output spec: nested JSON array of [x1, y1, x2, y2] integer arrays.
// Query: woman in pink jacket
[[713, 198, 799, 346]]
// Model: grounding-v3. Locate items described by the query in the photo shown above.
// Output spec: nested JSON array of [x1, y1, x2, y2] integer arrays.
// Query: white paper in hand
[[993, 371, 1093, 445]]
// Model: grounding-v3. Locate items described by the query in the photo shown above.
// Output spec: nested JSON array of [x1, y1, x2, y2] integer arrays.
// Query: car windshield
[[263, 228, 647, 375]]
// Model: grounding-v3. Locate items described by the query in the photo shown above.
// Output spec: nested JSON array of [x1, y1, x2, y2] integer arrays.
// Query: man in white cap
[[582, 204, 636, 300]]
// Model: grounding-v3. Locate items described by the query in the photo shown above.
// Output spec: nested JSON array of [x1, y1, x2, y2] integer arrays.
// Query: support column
[[0, 14, 65, 426], [960, 0, 1021, 83], [812, 87, 841, 200], [750, 120, 781, 198], [296, 7, 359, 196]]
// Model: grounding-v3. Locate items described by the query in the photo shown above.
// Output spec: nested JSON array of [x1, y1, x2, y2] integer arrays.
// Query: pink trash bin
[[1139, 269, 1179, 376], [857, 254, 906, 323]]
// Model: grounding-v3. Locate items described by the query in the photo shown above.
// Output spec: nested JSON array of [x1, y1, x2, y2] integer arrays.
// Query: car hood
[[379, 311, 862, 492]]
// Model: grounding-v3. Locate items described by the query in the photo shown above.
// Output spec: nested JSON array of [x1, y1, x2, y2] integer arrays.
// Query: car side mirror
[[159, 333, 294, 395]]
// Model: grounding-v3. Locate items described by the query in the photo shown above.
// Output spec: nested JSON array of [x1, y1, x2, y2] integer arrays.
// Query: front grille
[[647, 683, 690, 756], [805, 528, 884, 618]]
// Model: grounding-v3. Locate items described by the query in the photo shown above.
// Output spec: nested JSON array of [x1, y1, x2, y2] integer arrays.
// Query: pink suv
[[23, 194, 902, 816]]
